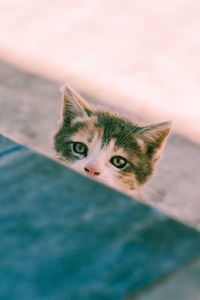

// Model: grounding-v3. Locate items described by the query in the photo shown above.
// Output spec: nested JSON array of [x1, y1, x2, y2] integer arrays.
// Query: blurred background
[[0, 0, 200, 227]]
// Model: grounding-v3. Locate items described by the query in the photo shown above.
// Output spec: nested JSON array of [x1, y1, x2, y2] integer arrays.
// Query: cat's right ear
[[61, 85, 92, 122]]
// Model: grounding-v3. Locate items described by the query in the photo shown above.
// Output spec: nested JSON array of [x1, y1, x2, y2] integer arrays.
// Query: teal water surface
[[1, 135, 200, 300]]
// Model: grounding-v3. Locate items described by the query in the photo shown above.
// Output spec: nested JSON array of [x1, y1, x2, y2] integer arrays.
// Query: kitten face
[[54, 86, 171, 194]]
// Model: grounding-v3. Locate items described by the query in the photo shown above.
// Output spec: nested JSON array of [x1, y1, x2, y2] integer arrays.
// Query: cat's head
[[54, 86, 171, 193]]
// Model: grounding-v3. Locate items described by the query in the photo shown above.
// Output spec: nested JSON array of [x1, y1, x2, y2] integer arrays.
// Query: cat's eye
[[110, 156, 127, 169], [72, 142, 88, 156]]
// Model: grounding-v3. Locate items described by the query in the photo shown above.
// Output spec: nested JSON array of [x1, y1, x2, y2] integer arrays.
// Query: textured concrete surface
[[1, 134, 200, 300], [0, 61, 200, 230], [0, 60, 59, 155], [133, 258, 200, 300], [0, 0, 200, 143]]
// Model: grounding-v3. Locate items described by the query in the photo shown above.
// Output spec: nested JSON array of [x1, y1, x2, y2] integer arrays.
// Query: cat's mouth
[[83, 172, 109, 186]]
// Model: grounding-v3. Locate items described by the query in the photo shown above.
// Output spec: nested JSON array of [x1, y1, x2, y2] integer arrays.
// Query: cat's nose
[[84, 166, 101, 176]]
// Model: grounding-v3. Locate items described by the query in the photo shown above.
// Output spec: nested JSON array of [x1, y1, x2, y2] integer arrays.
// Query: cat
[[54, 85, 171, 198]]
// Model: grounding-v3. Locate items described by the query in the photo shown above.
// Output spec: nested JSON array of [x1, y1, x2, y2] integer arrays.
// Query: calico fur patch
[[54, 86, 171, 195]]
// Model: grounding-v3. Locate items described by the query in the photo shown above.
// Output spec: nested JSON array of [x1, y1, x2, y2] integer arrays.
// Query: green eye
[[72, 142, 88, 156], [110, 156, 127, 169]]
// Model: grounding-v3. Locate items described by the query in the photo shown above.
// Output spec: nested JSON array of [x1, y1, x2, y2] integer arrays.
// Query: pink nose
[[84, 166, 101, 176]]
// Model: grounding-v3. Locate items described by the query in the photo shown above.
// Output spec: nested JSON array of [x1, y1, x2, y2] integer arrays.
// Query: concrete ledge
[[1, 134, 200, 300], [131, 257, 200, 300]]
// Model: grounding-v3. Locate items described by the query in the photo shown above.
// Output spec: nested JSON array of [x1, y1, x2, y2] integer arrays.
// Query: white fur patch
[[137, 138, 146, 153], [69, 134, 128, 187]]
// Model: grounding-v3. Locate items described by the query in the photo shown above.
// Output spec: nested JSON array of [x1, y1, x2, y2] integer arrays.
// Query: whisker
[[142, 185, 167, 203]]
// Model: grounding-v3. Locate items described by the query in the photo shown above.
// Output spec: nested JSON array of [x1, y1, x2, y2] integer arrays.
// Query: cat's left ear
[[61, 85, 92, 121], [135, 121, 171, 162]]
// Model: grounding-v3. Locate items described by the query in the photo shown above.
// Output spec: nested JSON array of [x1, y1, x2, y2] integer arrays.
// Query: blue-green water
[[1, 135, 200, 300]]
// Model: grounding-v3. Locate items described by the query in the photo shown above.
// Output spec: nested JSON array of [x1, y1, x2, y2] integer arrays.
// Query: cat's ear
[[135, 121, 171, 162], [61, 85, 92, 121]]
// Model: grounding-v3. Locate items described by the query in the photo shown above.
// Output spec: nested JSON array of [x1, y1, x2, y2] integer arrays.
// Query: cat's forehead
[[71, 125, 102, 146], [70, 112, 141, 155], [71, 125, 126, 156], [72, 111, 136, 140], [96, 111, 139, 146]]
